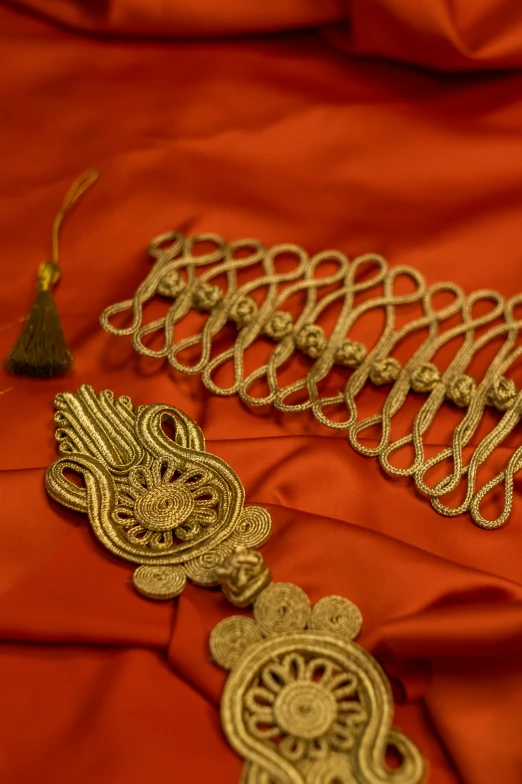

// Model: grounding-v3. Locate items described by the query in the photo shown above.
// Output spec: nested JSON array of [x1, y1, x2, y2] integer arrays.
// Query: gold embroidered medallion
[[45, 384, 271, 598], [211, 579, 425, 784], [45, 386, 425, 783]]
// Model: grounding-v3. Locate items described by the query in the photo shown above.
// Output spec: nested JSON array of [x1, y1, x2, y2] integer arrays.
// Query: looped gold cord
[[101, 231, 522, 529]]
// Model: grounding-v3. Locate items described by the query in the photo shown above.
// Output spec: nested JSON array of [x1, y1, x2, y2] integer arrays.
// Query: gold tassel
[[4, 169, 99, 378]]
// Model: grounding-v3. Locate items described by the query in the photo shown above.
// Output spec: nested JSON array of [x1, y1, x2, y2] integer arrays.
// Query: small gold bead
[[229, 296, 258, 328], [410, 362, 441, 393], [369, 357, 401, 385], [157, 269, 185, 298], [193, 282, 223, 311], [486, 376, 518, 411], [446, 374, 476, 407], [296, 325, 327, 359], [264, 311, 294, 341], [334, 339, 366, 368]]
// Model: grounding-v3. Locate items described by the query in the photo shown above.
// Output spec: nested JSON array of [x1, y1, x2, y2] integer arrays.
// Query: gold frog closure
[[45, 387, 425, 783], [45, 385, 271, 598]]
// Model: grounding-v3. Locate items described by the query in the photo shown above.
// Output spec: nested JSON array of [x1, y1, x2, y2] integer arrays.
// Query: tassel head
[[4, 261, 73, 379], [38, 261, 61, 291]]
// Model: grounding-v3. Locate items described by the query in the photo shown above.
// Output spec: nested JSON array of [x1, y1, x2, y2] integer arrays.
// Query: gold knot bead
[[410, 362, 442, 393], [446, 373, 476, 407], [193, 282, 223, 311], [369, 357, 401, 385], [296, 324, 327, 359], [230, 296, 258, 328], [334, 339, 367, 368], [486, 376, 518, 411], [216, 546, 272, 607], [157, 269, 186, 297], [263, 311, 294, 341]]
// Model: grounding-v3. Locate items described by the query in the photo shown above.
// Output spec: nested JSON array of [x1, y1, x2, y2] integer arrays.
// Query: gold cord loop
[[100, 231, 522, 529]]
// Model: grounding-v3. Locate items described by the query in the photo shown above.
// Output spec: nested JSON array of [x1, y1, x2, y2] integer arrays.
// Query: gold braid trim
[[101, 231, 522, 529], [45, 386, 425, 783]]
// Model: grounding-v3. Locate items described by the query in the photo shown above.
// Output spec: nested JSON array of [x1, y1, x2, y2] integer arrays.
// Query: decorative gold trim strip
[[101, 231, 522, 529]]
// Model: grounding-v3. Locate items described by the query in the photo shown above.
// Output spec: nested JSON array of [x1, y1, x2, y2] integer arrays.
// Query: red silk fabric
[[9, 0, 522, 70]]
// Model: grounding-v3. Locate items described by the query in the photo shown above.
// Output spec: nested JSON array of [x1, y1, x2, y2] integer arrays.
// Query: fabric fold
[[7, 0, 522, 70]]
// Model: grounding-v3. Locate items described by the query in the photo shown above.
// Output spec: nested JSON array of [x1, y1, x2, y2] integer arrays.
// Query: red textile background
[[1, 2, 522, 783], [9, 0, 522, 70]]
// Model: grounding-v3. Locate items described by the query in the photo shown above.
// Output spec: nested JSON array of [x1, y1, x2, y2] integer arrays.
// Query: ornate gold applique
[[45, 388, 425, 782], [101, 231, 522, 529], [45, 385, 271, 598], [211, 574, 425, 783]]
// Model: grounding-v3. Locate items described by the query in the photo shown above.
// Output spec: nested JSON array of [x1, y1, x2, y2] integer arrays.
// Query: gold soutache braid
[[45, 385, 426, 784], [101, 231, 522, 530]]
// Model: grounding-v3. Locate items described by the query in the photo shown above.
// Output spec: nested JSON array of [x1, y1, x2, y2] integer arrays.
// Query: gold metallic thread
[[45, 387, 425, 782], [101, 230, 522, 529], [212, 577, 425, 783], [45, 384, 272, 596]]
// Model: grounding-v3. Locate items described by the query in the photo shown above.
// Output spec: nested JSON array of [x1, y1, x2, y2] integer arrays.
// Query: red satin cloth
[[1, 3, 522, 783]]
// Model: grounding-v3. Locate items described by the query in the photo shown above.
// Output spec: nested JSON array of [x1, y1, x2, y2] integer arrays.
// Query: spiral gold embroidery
[[212, 580, 425, 783], [45, 388, 425, 782], [101, 231, 522, 529], [45, 384, 272, 597]]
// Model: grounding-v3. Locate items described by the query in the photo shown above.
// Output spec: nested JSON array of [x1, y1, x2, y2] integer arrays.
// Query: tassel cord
[[4, 169, 100, 378]]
